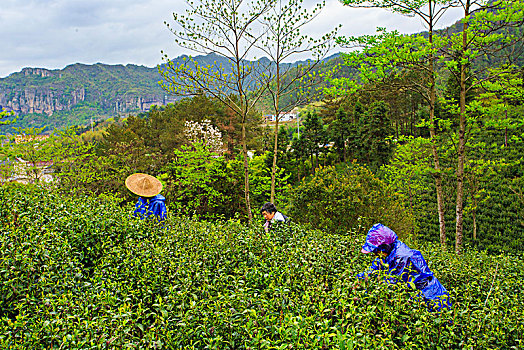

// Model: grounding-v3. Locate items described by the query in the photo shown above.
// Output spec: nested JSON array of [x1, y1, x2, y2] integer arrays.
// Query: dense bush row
[[1, 185, 523, 349], [410, 127, 524, 255]]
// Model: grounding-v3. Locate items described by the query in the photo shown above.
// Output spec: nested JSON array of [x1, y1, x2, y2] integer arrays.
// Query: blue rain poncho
[[358, 223, 452, 311], [133, 194, 167, 221]]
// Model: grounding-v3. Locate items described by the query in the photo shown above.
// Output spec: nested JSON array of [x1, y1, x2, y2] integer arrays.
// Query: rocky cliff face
[[0, 67, 90, 117], [0, 53, 287, 130], [21, 68, 57, 78], [0, 63, 173, 126], [113, 95, 178, 113], [0, 85, 86, 116]]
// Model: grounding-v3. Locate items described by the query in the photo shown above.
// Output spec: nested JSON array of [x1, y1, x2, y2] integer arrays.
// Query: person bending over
[[125, 173, 167, 221], [358, 223, 452, 312]]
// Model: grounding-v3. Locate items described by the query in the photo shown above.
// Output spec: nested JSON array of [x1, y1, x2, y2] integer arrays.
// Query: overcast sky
[[0, 0, 463, 78]]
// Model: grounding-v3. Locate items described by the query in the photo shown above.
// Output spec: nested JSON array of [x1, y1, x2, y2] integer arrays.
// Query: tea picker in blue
[[358, 223, 452, 312], [125, 173, 167, 221]]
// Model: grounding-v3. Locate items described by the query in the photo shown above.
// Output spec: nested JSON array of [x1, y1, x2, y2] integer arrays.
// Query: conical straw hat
[[125, 173, 163, 197]]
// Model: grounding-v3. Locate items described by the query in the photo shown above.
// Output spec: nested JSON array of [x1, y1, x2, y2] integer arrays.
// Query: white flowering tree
[[183, 119, 224, 153]]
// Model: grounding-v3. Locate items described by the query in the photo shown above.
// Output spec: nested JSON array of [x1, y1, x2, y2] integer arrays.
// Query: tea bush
[[1, 185, 523, 349]]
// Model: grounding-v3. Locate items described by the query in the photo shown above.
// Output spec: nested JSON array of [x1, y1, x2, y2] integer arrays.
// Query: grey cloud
[[0, 0, 462, 78]]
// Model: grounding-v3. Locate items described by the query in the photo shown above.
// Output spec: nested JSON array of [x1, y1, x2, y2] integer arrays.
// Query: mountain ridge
[[0, 53, 340, 133]]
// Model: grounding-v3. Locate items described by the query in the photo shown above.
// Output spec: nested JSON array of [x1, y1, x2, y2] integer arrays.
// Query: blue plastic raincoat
[[133, 194, 167, 221], [358, 223, 452, 311]]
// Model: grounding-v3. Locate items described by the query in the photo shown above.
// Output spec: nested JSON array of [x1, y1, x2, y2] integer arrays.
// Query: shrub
[[286, 163, 414, 236]]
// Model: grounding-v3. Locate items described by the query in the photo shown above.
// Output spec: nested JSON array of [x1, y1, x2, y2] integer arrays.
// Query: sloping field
[[1, 184, 522, 349]]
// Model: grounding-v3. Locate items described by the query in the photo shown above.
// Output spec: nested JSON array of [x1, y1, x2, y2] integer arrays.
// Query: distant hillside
[[0, 62, 173, 133], [0, 53, 339, 134]]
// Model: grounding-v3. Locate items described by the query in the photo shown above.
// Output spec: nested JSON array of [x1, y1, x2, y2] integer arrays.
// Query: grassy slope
[[1, 184, 523, 349]]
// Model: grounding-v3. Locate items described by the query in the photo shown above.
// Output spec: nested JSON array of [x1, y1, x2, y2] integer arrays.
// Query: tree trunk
[[408, 177, 415, 234], [428, 0, 447, 250], [270, 118, 279, 203], [504, 109, 508, 147], [270, 63, 281, 204], [455, 116, 466, 255], [473, 208, 477, 240], [241, 122, 253, 222], [430, 127, 447, 250], [411, 103, 415, 136], [455, 0, 470, 255]]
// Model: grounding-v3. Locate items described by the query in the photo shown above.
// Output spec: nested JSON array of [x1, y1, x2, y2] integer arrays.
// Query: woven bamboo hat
[[125, 173, 163, 197]]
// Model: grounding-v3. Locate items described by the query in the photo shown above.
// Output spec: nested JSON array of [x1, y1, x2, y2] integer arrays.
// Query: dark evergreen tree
[[347, 101, 366, 162], [358, 101, 394, 170], [328, 107, 353, 163], [301, 111, 327, 174]]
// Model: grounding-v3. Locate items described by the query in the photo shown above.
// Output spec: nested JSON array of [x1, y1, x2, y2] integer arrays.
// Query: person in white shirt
[[260, 202, 287, 232]]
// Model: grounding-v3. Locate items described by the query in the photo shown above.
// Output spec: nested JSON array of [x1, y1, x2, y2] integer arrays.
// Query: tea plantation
[[1, 185, 523, 349]]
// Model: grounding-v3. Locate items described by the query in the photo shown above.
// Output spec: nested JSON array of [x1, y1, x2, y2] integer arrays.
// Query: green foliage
[[480, 66, 524, 144], [93, 95, 263, 201], [0, 127, 62, 185], [1, 185, 523, 349], [357, 101, 395, 170], [247, 151, 292, 210], [389, 124, 524, 255], [328, 107, 353, 162], [53, 135, 130, 199], [329, 28, 441, 98], [380, 136, 436, 232], [330, 0, 524, 254], [292, 111, 327, 174], [165, 142, 233, 220], [0, 110, 15, 127], [286, 164, 414, 236]]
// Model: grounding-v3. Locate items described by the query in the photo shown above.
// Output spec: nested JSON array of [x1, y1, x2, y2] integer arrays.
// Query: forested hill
[[0, 62, 168, 132], [0, 53, 338, 133]]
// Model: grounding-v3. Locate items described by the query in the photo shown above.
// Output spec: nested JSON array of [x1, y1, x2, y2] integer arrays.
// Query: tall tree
[[301, 111, 326, 174], [328, 107, 352, 162], [160, 0, 276, 222], [480, 66, 524, 148], [333, 0, 456, 250], [359, 101, 395, 169], [256, 0, 338, 203], [441, 0, 524, 254], [291, 132, 309, 181]]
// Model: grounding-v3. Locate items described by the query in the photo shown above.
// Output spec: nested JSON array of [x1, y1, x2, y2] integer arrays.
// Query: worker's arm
[[356, 257, 383, 279]]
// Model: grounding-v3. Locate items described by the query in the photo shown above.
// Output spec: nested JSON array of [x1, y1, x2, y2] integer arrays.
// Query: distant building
[[14, 134, 50, 144], [263, 112, 298, 123], [0, 157, 54, 184]]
